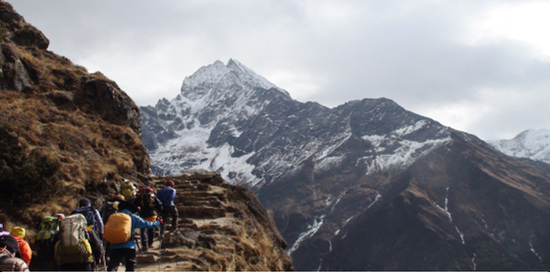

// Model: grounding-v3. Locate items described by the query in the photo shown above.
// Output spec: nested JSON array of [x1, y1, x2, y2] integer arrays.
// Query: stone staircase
[[106, 170, 292, 271], [132, 172, 236, 271]]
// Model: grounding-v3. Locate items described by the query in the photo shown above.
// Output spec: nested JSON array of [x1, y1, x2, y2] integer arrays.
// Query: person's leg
[[147, 228, 155, 248], [170, 205, 179, 231], [141, 228, 149, 250], [84, 262, 94, 271], [123, 248, 137, 272], [107, 248, 123, 272], [160, 210, 168, 237]]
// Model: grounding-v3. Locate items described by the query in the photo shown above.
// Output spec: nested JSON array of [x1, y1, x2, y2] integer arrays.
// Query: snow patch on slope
[[363, 137, 451, 174], [151, 124, 260, 185], [361, 120, 451, 174], [288, 215, 326, 255]]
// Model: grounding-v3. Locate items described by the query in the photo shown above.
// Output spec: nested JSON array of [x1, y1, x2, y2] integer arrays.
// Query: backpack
[[121, 181, 137, 201], [35, 216, 59, 250], [137, 187, 159, 221], [72, 206, 100, 233], [138, 187, 154, 208], [104, 213, 132, 244], [54, 214, 94, 265]]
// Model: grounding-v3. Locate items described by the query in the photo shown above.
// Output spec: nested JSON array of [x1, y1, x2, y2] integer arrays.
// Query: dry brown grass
[[0, 39, 150, 239]]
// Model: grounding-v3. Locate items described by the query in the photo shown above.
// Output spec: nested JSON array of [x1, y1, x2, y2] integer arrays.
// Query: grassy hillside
[[0, 0, 149, 235]]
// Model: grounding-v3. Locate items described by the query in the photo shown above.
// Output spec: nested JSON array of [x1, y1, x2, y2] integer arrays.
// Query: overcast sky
[[8, 0, 550, 140]]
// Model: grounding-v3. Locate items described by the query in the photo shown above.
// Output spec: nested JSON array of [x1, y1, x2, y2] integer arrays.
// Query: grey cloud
[[7, 0, 550, 140]]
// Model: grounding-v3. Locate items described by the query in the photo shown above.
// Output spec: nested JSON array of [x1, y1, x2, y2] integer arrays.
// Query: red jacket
[[12, 236, 31, 266]]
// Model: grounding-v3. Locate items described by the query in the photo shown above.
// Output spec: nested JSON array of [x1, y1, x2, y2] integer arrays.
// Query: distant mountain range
[[141, 59, 550, 271], [488, 129, 550, 173]]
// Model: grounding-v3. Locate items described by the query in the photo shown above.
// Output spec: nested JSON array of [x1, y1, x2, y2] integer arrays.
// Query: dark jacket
[[157, 186, 176, 207], [133, 192, 163, 219]]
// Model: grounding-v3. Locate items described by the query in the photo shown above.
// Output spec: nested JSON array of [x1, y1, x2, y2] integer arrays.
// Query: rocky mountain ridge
[[142, 59, 550, 270], [0, 1, 291, 271]]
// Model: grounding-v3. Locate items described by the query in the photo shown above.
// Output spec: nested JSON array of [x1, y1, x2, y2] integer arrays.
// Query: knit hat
[[10, 227, 25, 239], [166, 180, 175, 188], [0, 235, 19, 254], [79, 198, 91, 207]]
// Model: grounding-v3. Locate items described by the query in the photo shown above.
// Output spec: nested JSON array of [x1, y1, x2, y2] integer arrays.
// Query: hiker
[[121, 180, 137, 202], [157, 180, 179, 235], [0, 234, 29, 272], [34, 215, 63, 271], [106, 207, 161, 272], [54, 213, 104, 271], [10, 227, 31, 266], [101, 194, 126, 225], [71, 198, 104, 239], [134, 186, 163, 251]]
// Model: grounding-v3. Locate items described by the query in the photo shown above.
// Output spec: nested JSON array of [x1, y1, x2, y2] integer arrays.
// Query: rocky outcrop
[[0, 1, 140, 133], [133, 171, 293, 272], [0, 3, 49, 50], [0, 0, 148, 231]]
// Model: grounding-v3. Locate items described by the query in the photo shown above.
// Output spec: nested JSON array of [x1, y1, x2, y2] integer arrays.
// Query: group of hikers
[[0, 179, 178, 272]]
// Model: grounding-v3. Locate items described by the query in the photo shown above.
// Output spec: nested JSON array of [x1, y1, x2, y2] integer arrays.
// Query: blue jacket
[[157, 186, 176, 207], [109, 209, 160, 250]]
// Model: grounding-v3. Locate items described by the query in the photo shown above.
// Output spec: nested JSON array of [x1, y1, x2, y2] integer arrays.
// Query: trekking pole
[[102, 252, 108, 271], [135, 235, 141, 252], [157, 218, 164, 271], [102, 239, 108, 272]]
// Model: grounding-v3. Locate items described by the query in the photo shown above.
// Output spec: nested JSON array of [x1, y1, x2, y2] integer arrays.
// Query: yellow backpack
[[104, 212, 132, 244]]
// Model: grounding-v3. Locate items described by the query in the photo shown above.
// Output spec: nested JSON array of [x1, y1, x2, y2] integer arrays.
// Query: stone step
[[178, 206, 226, 219], [179, 191, 226, 201], [179, 198, 222, 208]]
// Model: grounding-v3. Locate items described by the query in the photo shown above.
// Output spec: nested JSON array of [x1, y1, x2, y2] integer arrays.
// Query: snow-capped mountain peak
[[143, 60, 453, 186], [489, 128, 550, 164], [180, 60, 227, 92], [226, 58, 277, 89], [180, 59, 285, 100]]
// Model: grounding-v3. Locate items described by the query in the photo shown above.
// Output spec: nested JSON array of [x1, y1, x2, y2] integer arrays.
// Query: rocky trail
[[109, 171, 292, 272]]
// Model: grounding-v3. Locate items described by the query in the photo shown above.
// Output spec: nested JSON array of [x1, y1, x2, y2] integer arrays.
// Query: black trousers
[[160, 205, 179, 236], [107, 248, 136, 272], [140, 227, 155, 249]]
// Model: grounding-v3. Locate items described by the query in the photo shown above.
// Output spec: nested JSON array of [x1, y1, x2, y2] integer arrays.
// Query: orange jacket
[[11, 236, 31, 266]]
